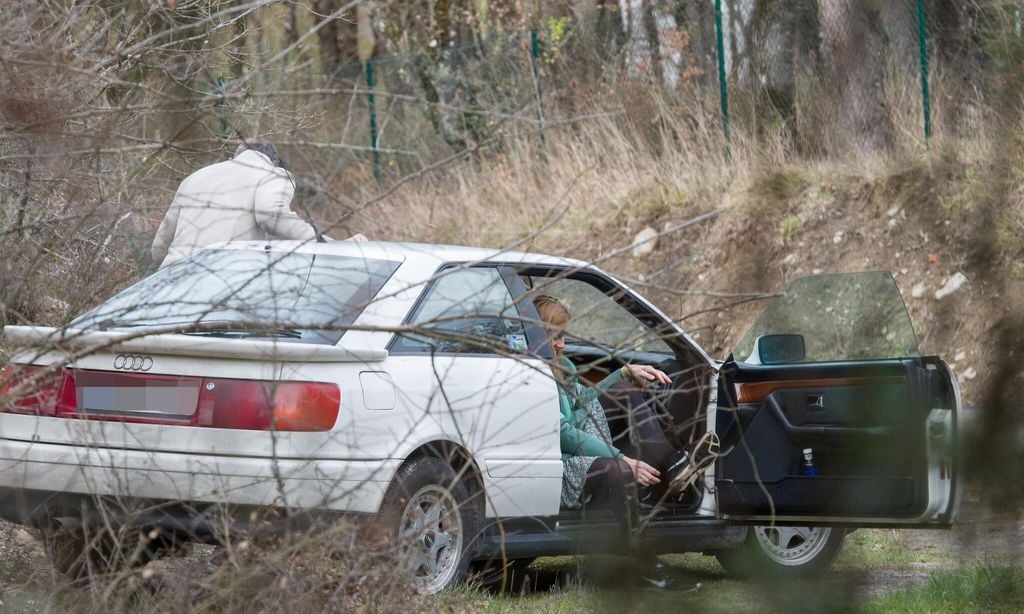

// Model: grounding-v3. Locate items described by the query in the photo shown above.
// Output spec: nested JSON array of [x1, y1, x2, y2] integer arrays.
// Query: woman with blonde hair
[[534, 294, 687, 585]]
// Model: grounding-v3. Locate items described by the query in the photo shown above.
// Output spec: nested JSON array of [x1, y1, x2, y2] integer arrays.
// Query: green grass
[[451, 556, 1024, 614], [865, 565, 1024, 613], [779, 214, 802, 241], [444, 532, 998, 613], [460, 554, 870, 614]]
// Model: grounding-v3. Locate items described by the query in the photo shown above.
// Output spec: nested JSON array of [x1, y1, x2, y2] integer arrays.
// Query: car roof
[[207, 239, 594, 269]]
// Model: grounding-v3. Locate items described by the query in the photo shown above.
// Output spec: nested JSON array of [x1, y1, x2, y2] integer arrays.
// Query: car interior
[[714, 355, 955, 520], [711, 272, 958, 522], [513, 267, 716, 518]]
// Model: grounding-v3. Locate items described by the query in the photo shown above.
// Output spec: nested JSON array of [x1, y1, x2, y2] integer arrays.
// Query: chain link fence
[[2, 0, 1018, 327], [200, 1, 959, 180]]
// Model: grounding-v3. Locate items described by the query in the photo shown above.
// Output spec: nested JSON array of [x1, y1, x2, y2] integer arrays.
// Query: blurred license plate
[[75, 371, 200, 420]]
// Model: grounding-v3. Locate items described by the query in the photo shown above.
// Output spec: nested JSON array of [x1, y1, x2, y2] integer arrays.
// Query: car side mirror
[[756, 334, 806, 365]]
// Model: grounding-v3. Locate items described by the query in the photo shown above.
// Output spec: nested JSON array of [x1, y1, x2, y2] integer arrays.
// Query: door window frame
[[387, 263, 551, 357], [516, 265, 699, 361]]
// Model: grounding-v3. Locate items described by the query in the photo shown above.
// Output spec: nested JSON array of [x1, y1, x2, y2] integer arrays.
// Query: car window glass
[[72, 250, 400, 345], [392, 267, 527, 354], [733, 272, 920, 364], [525, 276, 673, 354]]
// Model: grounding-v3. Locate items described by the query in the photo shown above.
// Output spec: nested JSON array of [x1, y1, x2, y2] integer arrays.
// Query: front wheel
[[378, 456, 482, 594], [716, 525, 844, 579]]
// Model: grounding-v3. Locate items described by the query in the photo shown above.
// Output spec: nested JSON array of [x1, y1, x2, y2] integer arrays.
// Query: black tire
[[41, 521, 102, 581], [378, 456, 483, 594], [41, 519, 165, 582], [716, 526, 845, 579], [469, 557, 536, 593]]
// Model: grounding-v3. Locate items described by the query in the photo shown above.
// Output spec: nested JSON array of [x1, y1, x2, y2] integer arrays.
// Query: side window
[[392, 267, 528, 354], [733, 272, 920, 364], [527, 276, 673, 354]]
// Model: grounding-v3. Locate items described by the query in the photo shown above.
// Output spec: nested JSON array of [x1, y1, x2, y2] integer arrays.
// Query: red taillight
[[1, 365, 339, 432], [0, 364, 75, 415], [270, 381, 341, 431], [196, 378, 340, 432]]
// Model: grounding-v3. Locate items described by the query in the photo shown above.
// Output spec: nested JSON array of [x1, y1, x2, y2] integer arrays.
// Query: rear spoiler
[[3, 326, 387, 363]]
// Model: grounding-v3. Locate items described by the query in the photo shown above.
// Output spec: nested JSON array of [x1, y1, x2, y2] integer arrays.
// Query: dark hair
[[234, 140, 282, 167]]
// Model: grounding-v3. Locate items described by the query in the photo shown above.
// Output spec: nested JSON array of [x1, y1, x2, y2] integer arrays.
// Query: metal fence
[[203, 1, 953, 180]]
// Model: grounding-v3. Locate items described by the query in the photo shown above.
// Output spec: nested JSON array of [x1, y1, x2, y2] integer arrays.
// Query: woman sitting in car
[[532, 296, 671, 511]]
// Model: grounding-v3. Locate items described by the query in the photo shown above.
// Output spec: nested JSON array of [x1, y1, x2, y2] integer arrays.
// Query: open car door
[[715, 272, 960, 526]]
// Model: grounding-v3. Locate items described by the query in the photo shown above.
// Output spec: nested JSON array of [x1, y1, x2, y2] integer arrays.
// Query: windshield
[[72, 250, 401, 345], [733, 272, 919, 364]]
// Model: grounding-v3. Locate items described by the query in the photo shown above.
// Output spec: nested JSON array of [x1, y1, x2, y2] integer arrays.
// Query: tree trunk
[[820, 0, 892, 152], [620, 0, 661, 82], [314, 0, 342, 77], [673, 0, 716, 85], [594, 0, 626, 61], [641, 0, 664, 85], [284, 2, 299, 48], [926, 0, 987, 134], [356, 4, 376, 61], [880, 0, 918, 77], [751, 0, 821, 143]]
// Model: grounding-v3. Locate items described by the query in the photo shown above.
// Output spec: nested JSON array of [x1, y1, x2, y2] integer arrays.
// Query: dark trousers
[[582, 458, 661, 572], [582, 457, 637, 542], [601, 382, 676, 471]]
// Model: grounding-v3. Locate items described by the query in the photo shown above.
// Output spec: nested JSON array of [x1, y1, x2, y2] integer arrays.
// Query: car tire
[[715, 525, 844, 579], [41, 521, 103, 581], [378, 456, 483, 594], [41, 519, 169, 582]]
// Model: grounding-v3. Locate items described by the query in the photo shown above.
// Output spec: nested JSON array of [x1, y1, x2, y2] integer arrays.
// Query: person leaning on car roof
[[151, 140, 364, 268]]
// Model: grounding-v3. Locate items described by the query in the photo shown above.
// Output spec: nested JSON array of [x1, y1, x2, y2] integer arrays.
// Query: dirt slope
[[545, 152, 1018, 407]]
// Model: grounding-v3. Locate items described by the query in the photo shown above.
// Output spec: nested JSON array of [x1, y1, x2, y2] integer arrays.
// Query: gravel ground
[[846, 489, 1024, 598]]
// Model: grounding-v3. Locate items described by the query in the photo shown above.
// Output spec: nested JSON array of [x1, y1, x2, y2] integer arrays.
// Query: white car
[[0, 241, 961, 592]]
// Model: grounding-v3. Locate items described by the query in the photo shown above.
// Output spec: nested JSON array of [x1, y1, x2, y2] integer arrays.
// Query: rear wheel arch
[[399, 440, 486, 503]]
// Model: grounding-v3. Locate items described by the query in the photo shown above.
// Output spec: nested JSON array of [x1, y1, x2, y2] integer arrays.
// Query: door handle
[[806, 395, 825, 411], [768, 395, 892, 436]]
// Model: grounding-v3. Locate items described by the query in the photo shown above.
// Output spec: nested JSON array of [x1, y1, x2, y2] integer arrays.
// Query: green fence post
[[916, 0, 932, 142], [364, 59, 382, 182], [529, 28, 546, 147], [713, 0, 730, 159]]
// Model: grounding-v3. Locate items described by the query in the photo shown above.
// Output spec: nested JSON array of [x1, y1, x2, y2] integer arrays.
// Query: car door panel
[[715, 357, 957, 524]]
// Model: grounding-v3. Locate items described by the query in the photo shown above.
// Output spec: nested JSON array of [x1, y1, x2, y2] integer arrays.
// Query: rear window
[[72, 250, 400, 345]]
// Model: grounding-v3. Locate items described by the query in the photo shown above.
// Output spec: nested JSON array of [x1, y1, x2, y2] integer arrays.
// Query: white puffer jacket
[[151, 149, 317, 268]]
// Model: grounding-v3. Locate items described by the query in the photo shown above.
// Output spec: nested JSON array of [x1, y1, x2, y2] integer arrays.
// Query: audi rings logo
[[113, 354, 153, 372]]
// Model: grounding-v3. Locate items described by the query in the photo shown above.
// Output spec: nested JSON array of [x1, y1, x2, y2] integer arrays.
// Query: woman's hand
[[622, 455, 661, 486], [621, 364, 672, 386]]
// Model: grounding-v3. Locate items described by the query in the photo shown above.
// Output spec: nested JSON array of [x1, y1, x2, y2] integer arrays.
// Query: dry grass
[[334, 81, 1002, 368], [2, 6, 1024, 610], [0, 519, 445, 613]]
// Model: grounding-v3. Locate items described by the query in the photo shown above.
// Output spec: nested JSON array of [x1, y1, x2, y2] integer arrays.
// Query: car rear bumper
[[0, 438, 398, 516], [0, 487, 374, 539]]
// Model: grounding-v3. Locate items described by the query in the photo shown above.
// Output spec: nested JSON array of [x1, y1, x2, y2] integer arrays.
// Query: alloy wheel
[[398, 484, 464, 593], [752, 526, 833, 566]]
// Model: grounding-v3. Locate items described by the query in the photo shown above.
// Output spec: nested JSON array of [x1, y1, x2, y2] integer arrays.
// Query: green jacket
[[557, 356, 623, 459]]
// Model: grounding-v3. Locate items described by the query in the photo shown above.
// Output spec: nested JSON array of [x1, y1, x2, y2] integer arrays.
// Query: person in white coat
[[151, 141, 331, 268]]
